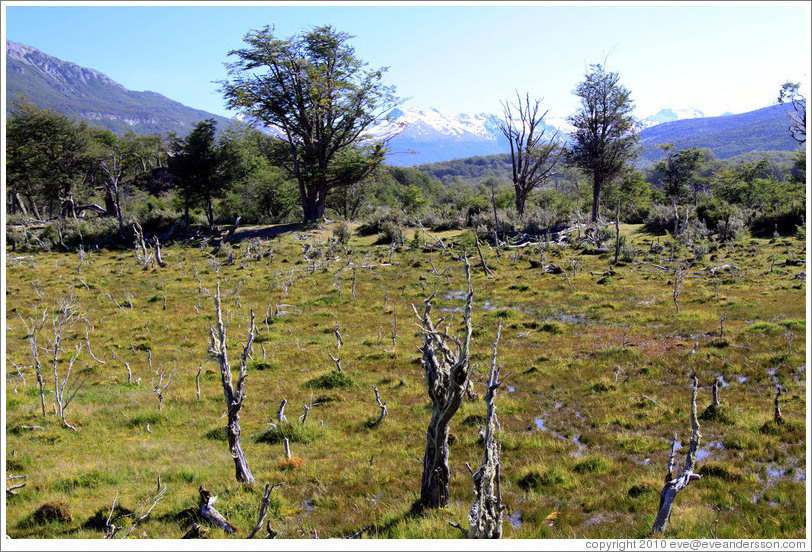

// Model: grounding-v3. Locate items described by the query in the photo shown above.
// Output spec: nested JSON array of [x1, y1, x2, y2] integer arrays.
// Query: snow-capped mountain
[[376, 106, 565, 166], [640, 108, 706, 129]]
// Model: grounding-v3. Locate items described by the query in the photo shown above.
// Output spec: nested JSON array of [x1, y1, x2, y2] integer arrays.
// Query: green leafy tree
[[168, 119, 225, 231], [6, 99, 91, 220], [221, 25, 399, 222], [567, 64, 638, 222], [649, 144, 704, 235], [219, 124, 299, 223]]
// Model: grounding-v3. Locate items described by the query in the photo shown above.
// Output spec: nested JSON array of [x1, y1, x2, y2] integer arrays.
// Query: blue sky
[[3, 1, 810, 123]]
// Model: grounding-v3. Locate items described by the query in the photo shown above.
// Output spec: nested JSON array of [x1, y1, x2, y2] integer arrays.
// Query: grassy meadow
[[3, 222, 807, 540]]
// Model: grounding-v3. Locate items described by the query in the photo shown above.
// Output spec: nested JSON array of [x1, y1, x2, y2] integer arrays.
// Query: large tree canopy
[[567, 64, 638, 222], [221, 25, 399, 222]]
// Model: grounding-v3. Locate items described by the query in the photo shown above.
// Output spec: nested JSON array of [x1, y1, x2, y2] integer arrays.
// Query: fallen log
[[199, 486, 237, 534]]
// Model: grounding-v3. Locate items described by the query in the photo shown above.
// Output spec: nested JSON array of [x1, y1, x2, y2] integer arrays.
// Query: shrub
[[643, 204, 676, 234], [627, 480, 659, 498], [278, 457, 304, 470], [84, 505, 135, 530], [332, 222, 352, 244], [619, 244, 640, 263]]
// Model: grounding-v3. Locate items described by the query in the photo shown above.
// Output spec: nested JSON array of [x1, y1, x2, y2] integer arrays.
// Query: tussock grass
[[4, 224, 806, 539]]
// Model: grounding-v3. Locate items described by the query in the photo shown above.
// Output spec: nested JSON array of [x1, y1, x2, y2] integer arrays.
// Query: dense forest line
[[6, 95, 805, 255]]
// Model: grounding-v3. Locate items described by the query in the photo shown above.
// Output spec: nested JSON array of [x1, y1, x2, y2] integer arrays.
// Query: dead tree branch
[[652, 376, 703, 535]]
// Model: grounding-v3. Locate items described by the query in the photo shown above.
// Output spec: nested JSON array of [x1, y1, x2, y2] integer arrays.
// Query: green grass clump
[[698, 463, 744, 482], [255, 421, 321, 444], [573, 455, 613, 474], [248, 359, 282, 371], [307, 370, 354, 389], [517, 467, 570, 491]]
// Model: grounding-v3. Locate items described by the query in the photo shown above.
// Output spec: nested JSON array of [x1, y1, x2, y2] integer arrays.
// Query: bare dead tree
[[719, 310, 727, 339], [152, 236, 165, 267], [784, 326, 795, 356], [208, 282, 256, 484], [328, 353, 343, 373], [105, 477, 167, 539], [132, 222, 150, 267], [371, 385, 388, 426], [151, 364, 174, 411], [18, 310, 48, 417], [499, 91, 560, 216], [277, 399, 288, 424], [474, 235, 494, 278], [247, 482, 284, 538], [6, 474, 28, 496], [651, 376, 703, 535], [414, 258, 474, 509], [195, 362, 202, 400], [48, 294, 87, 430], [455, 319, 508, 538], [334, 320, 344, 354], [673, 268, 687, 314], [773, 385, 784, 425]]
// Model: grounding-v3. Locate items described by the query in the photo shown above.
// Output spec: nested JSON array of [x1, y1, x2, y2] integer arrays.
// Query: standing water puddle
[[506, 510, 522, 529], [534, 418, 584, 455]]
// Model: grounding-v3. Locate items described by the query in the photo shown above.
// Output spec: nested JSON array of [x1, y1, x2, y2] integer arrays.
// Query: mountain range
[[5, 40, 234, 135], [5, 40, 802, 168]]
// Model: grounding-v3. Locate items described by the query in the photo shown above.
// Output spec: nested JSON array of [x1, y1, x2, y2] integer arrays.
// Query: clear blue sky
[[3, 1, 810, 122]]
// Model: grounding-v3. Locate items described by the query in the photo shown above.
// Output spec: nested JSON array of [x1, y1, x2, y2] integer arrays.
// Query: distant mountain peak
[[6, 39, 234, 136], [641, 107, 705, 128], [6, 39, 125, 91]]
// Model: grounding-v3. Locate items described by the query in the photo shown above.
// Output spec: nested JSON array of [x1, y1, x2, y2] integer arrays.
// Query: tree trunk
[[515, 187, 527, 218], [418, 260, 474, 509], [613, 201, 621, 264], [420, 407, 455, 508], [13, 192, 29, 218], [104, 187, 117, 218], [591, 174, 601, 223], [227, 405, 253, 483], [26, 194, 43, 221], [302, 192, 320, 223], [184, 193, 191, 233]]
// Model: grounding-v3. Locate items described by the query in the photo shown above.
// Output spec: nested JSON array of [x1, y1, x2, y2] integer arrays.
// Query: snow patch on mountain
[[640, 108, 706, 128]]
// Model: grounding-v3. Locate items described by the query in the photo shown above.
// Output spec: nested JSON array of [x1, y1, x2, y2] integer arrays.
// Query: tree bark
[[591, 174, 601, 223], [208, 283, 256, 484], [417, 259, 473, 509], [468, 320, 505, 538]]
